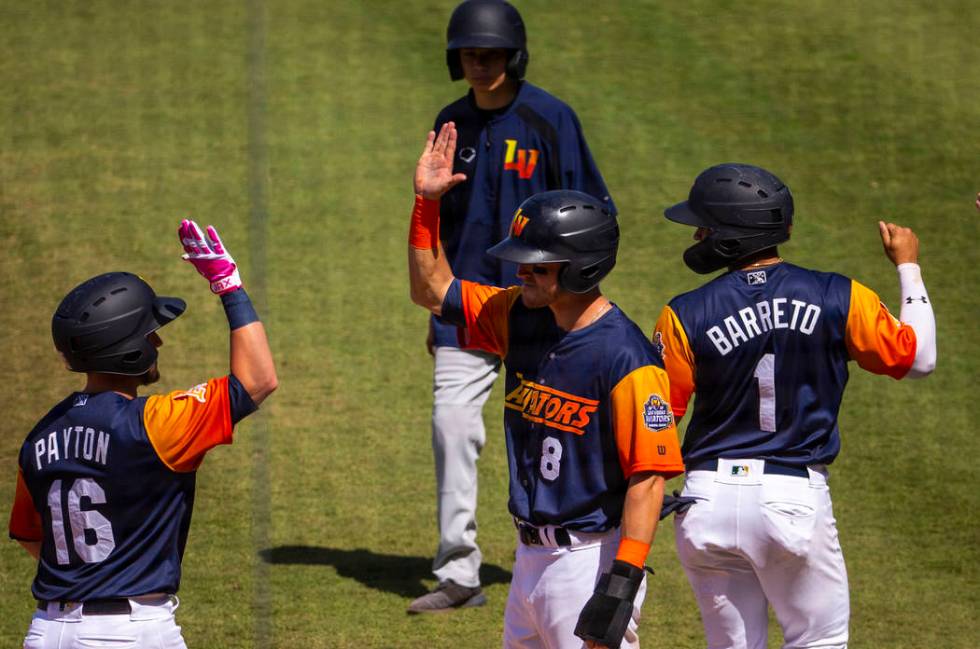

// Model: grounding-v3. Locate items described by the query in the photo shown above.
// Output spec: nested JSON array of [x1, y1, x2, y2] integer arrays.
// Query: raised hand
[[414, 122, 467, 200], [179, 219, 242, 294], [878, 221, 919, 266]]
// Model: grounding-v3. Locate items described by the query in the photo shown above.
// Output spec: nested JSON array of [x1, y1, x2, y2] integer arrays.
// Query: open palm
[[414, 122, 467, 200]]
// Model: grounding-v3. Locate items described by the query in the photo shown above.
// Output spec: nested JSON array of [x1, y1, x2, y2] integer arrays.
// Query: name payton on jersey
[[708, 297, 822, 356], [34, 426, 110, 470]]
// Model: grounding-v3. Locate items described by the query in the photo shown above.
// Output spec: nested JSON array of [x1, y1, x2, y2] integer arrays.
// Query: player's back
[[663, 262, 854, 467], [18, 390, 198, 601]]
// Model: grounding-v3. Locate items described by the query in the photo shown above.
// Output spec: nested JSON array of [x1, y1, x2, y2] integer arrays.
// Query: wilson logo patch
[[643, 394, 673, 431], [504, 374, 598, 435]]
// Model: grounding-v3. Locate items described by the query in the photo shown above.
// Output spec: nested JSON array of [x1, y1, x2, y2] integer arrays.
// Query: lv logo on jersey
[[505, 374, 598, 434], [504, 139, 539, 179]]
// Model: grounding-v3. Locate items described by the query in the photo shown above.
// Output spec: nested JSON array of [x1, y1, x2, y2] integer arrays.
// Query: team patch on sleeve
[[144, 376, 233, 473], [174, 383, 208, 403], [642, 394, 673, 431], [610, 366, 685, 479]]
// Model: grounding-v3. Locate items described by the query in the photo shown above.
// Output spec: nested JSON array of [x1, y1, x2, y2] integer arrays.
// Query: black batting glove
[[659, 490, 698, 520], [574, 559, 646, 649]]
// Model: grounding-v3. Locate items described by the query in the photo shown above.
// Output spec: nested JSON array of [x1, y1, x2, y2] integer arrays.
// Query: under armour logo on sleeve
[[906, 296, 928, 304]]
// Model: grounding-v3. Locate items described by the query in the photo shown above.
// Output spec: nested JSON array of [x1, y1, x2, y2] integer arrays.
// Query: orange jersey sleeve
[[9, 468, 42, 542], [458, 281, 523, 357], [653, 305, 696, 420], [845, 280, 916, 379], [143, 376, 234, 473], [609, 365, 685, 479]]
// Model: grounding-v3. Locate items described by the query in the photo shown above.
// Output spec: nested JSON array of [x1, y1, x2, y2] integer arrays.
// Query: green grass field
[[1, 1, 977, 647]]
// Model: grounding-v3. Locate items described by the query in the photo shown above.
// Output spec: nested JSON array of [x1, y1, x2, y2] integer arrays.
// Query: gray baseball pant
[[431, 346, 501, 588]]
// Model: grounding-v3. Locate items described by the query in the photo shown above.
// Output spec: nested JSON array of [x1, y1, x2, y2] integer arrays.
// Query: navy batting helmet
[[665, 163, 794, 274], [52, 272, 186, 375], [446, 0, 528, 81], [488, 190, 618, 294]]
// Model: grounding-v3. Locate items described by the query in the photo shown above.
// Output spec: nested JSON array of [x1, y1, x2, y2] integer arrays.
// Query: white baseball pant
[[431, 345, 501, 588], [24, 595, 186, 649], [675, 459, 849, 649], [504, 527, 646, 649]]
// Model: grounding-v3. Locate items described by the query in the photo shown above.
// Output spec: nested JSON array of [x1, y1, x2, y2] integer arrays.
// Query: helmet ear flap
[[507, 48, 529, 79], [558, 255, 616, 294], [447, 50, 464, 81]]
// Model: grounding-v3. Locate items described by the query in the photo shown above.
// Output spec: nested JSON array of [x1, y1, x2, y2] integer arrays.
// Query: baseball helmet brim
[[153, 296, 186, 326], [487, 237, 568, 265], [664, 200, 709, 227]]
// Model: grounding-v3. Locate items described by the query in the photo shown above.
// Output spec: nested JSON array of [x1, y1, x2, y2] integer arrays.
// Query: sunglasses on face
[[530, 265, 552, 275]]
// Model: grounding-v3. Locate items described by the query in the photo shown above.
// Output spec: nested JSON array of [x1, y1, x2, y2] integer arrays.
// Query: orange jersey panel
[[144, 376, 234, 473], [653, 305, 696, 420], [845, 280, 916, 379], [458, 281, 523, 357], [609, 365, 685, 479], [9, 468, 42, 542]]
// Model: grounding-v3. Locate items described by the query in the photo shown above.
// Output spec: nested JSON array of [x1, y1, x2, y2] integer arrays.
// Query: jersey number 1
[[753, 353, 777, 432], [47, 478, 116, 565]]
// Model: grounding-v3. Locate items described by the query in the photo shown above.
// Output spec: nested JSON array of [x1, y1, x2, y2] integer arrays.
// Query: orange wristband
[[409, 194, 440, 249], [615, 536, 651, 569]]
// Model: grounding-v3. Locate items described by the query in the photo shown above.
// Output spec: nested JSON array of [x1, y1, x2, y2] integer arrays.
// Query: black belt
[[515, 520, 572, 547], [688, 458, 809, 478], [37, 598, 132, 615]]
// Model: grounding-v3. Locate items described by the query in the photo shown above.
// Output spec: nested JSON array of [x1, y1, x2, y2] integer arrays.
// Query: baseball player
[[653, 163, 937, 649], [8, 220, 277, 648], [409, 123, 683, 648], [410, 0, 617, 613]]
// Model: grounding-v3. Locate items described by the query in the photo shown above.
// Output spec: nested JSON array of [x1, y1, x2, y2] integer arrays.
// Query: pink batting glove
[[178, 219, 242, 295]]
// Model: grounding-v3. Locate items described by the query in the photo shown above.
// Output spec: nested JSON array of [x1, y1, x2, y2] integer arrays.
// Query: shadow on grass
[[258, 546, 512, 598]]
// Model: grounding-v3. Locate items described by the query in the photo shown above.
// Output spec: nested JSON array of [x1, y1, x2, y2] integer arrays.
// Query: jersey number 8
[[540, 436, 563, 480]]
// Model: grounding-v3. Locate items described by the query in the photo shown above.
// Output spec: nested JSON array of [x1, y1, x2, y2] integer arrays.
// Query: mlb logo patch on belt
[[731, 464, 751, 476]]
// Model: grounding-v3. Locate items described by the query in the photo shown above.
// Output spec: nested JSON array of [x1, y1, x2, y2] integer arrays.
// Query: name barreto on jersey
[[708, 297, 822, 356], [504, 374, 598, 435], [33, 425, 110, 470]]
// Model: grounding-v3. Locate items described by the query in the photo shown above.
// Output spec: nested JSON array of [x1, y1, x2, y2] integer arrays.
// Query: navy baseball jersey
[[431, 81, 616, 347], [9, 376, 256, 601], [441, 280, 684, 531], [654, 262, 917, 467]]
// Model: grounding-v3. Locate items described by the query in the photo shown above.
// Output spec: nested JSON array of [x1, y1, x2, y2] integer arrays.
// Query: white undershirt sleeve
[[896, 263, 936, 378]]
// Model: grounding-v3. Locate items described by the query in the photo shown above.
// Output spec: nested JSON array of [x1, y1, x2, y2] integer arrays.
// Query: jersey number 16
[[46, 478, 116, 565]]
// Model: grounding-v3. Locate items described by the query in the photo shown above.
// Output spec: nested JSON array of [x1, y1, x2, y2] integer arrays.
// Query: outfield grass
[[1, 1, 977, 647]]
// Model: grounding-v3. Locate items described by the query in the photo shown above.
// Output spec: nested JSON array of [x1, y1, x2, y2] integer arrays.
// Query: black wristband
[[221, 288, 259, 330]]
